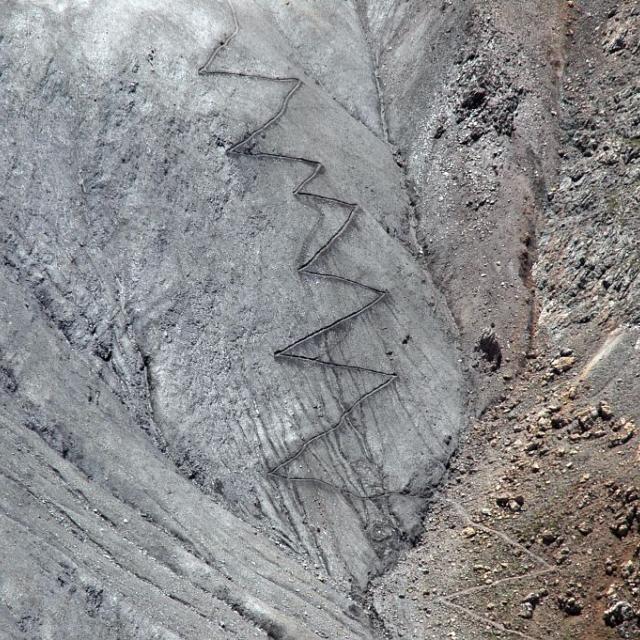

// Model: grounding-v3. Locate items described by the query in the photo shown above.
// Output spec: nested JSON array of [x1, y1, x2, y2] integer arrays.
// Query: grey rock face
[[537, 2, 640, 332], [358, 0, 564, 409], [0, 1, 465, 637]]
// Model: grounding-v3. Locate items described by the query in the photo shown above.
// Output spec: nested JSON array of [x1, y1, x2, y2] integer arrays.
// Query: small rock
[[551, 356, 576, 374], [476, 326, 502, 370], [612, 417, 626, 433], [598, 400, 614, 420], [519, 590, 546, 618], [611, 522, 630, 539], [501, 495, 525, 512], [603, 601, 636, 627], [558, 595, 583, 616], [621, 560, 635, 579], [609, 427, 635, 448], [462, 526, 477, 539], [605, 557, 615, 576], [551, 414, 567, 428]]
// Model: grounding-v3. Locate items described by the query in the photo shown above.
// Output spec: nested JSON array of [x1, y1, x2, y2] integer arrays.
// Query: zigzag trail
[[435, 497, 557, 640], [200, 6, 555, 637], [199, 0, 397, 499]]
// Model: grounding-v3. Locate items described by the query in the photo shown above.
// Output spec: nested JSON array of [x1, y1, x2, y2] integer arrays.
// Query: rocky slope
[[0, 1, 464, 638], [0, 1, 637, 639], [373, 1, 640, 638]]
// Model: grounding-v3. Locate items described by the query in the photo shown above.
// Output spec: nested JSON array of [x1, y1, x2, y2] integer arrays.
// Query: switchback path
[[199, 0, 398, 498]]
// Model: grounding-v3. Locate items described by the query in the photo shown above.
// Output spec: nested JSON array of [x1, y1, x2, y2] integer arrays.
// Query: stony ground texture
[[373, 1, 640, 638], [0, 0, 638, 639], [0, 0, 465, 638]]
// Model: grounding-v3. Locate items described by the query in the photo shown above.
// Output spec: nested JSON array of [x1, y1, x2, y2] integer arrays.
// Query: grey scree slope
[[0, 1, 465, 638]]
